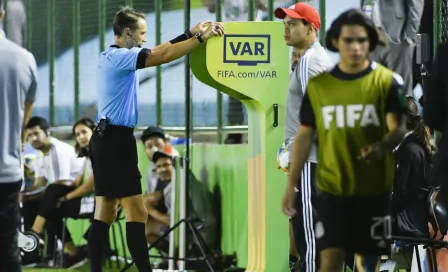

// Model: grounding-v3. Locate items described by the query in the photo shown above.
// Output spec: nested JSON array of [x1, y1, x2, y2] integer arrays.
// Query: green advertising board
[[191, 22, 290, 272]]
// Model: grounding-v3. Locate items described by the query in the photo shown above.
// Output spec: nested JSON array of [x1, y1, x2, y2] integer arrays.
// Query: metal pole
[[74, 0, 80, 121], [178, 157, 187, 270], [249, 0, 255, 21], [168, 159, 179, 270], [268, 0, 274, 21], [319, 0, 326, 44], [184, 0, 191, 266], [433, 0, 442, 144], [49, 0, 55, 126], [99, 0, 106, 52], [25, 0, 32, 50], [216, 0, 223, 143], [156, 0, 162, 126]]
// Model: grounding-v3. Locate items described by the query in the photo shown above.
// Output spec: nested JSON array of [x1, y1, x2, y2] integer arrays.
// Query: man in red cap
[[275, 3, 333, 272]]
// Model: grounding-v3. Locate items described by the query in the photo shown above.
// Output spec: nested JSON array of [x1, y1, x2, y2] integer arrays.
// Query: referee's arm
[[145, 23, 224, 67]]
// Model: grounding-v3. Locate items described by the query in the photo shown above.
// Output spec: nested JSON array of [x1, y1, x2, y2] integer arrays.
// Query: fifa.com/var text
[[217, 70, 277, 79]]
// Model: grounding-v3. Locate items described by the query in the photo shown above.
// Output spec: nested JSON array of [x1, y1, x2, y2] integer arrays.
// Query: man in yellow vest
[[282, 9, 408, 272]]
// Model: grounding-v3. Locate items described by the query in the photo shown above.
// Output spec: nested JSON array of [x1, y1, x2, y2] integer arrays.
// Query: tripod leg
[[191, 223, 216, 258], [187, 221, 215, 272]]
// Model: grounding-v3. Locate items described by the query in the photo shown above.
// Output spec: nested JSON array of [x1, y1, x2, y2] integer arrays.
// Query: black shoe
[[60, 253, 88, 269]]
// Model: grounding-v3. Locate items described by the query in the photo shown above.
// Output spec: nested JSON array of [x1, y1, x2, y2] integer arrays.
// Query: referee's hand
[[191, 21, 213, 35], [201, 22, 225, 41], [282, 183, 297, 217]]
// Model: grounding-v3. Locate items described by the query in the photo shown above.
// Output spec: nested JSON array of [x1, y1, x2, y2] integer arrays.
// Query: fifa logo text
[[322, 104, 380, 129]]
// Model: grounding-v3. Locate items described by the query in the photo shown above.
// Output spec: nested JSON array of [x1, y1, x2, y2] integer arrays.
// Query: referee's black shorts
[[89, 124, 142, 199]]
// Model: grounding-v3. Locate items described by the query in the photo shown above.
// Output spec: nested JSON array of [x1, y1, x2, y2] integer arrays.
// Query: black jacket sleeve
[[392, 144, 428, 214]]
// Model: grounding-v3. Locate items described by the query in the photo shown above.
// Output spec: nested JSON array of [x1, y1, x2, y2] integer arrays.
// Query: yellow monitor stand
[[191, 22, 290, 272]]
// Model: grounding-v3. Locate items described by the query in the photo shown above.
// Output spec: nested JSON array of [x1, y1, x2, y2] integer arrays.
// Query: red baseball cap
[[275, 3, 321, 30]]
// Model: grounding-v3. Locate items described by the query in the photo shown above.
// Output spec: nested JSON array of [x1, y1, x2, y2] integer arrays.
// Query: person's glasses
[[343, 37, 368, 44]]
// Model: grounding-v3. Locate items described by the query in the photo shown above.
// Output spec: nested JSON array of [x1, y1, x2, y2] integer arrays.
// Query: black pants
[[38, 184, 80, 243], [21, 198, 55, 258], [291, 162, 319, 272], [38, 184, 75, 219], [21, 198, 40, 230], [0, 181, 22, 271]]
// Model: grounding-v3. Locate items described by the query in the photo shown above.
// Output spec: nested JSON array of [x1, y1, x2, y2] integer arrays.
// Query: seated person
[[42, 118, 96, 268], [140, 126, 180, 193], [143, 151, 174, 253], [392, 97, 434, 238], [23, 117, 86, 265]]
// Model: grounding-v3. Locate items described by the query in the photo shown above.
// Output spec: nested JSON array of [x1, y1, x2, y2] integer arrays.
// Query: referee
[[274, 3, 333, 272], [0, 0, 38, 270], [88, 6, 224, 272]]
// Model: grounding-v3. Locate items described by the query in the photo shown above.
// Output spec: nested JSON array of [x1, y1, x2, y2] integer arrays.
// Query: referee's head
[[113, 6, 147, 49]]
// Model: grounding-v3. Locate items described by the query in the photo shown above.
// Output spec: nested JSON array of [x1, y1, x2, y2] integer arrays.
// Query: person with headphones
[[87, 6, 224, 272]]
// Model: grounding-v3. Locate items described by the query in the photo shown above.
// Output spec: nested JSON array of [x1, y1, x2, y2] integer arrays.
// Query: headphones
[[126, 32, 146, 48]]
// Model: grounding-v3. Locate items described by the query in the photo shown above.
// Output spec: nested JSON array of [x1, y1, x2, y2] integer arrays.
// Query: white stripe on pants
[[301, 161, 316, 272]]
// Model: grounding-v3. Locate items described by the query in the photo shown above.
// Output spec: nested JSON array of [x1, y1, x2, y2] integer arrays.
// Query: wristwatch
[[195, 33, 205, 43]]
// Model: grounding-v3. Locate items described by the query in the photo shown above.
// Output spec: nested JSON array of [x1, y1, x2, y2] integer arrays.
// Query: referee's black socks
[[126, 222, 152, 271], [88, 219, 110, 271]]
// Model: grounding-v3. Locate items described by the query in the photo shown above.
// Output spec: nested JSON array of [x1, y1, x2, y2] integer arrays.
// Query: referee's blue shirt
[[97, 45, 151, 128]]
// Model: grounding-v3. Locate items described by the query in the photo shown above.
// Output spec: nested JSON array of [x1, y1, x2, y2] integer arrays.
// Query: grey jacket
[[284, 42, 333, 163], [370, 0, 424, 44]]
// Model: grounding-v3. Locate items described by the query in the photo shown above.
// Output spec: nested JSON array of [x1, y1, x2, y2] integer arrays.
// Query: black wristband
[[195, 33, 205, 43], [185, 29, 193, 38], [169, 33, 189, 44]]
